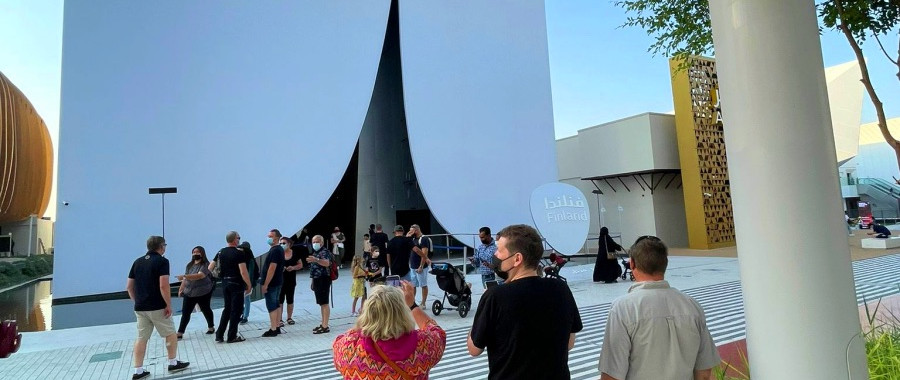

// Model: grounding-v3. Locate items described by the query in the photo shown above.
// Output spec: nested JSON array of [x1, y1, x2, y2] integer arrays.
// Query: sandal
[[313, 326, 330, 334], [279, 320, 285, 327], [312, 324, 323, 333], [287, 318, 296, 325]]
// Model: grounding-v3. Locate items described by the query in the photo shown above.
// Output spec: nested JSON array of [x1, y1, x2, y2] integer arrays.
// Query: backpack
[[329, 251, 339, 281], [0, 320, 22, 359], [248, 257, 260, 286], [418, 236, 434, 259]]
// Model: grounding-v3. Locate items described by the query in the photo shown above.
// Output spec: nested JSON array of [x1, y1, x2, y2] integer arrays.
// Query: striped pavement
[[165, 254, 900, 379]]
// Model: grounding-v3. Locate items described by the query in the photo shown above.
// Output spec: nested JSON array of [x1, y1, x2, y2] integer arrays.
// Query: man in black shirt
[[868, 223, 892, 238], [369, 224, 390, 276], [210, 231, 252, 343], [260, 228, 286, 337], [467, 225, 583, 380], [386, 225, 412, 280], [127, 236, 189, 379]]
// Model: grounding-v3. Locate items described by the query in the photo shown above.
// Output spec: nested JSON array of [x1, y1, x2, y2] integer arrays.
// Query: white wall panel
[[399, 0, 558, 238], [55, 1, 390, 299]]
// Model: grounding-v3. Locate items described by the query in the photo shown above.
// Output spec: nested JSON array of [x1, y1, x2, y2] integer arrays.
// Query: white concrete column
[[708, 1, 868, 378]]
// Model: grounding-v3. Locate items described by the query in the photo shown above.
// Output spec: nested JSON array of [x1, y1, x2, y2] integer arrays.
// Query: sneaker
[[226, 336, 246, 343], [215, 336, 224, 343], [239, 318, 248, 325], [262, 329, 279, 337], [168, 361, 190, 373], [133, 370, 151, 380], [313, 326, 330, 334]]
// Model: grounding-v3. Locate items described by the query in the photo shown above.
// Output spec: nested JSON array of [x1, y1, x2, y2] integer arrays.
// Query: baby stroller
[[619, 255, 634, 281], [429, 262, 473, 318], [541, 252, 568, 282]]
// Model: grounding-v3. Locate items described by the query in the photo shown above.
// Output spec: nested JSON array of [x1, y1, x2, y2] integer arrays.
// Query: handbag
[[371, 338, 413, 380], [604, 240, 615, 260]]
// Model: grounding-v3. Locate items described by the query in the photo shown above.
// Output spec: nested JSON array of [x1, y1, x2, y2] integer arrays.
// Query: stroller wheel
[[458, 300, 470, 318], [431, 300, 442, 316]]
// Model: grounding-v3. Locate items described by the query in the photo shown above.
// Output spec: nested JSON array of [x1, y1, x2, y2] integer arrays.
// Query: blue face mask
[[267, 237, 275, 245], [280, 243, 287, 250], [312, 243, 322, 251]]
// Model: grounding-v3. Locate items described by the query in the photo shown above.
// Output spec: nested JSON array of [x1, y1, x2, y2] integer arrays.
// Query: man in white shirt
[[598, 236, 721, 380]]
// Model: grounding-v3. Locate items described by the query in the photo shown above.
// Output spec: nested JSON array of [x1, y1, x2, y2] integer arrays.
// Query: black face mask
[[192, 255, 201, 261], [491, 254, 516, 280]]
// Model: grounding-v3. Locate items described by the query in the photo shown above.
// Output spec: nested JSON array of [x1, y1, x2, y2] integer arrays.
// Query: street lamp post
[[148, 187, 177, 238]]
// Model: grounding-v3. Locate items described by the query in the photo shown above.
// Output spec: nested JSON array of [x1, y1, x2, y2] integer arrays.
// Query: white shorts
[[409, 266, 428, 287]]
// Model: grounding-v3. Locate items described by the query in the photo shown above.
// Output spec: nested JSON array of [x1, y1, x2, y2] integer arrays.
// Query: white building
[[558, 60, 864, 248], [55, 1, 557, 301]]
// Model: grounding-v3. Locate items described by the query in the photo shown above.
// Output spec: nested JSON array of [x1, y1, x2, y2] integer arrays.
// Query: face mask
[[267, 237, 275, 245], [372, 251, 380, 258], [192, 255, 201, 261], [491, 254, 517, 280], [313, 243, 322, 251], [280, 244, 287, 250]]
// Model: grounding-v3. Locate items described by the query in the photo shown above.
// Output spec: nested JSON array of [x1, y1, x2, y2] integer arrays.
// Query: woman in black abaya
[[593, 227, 623, 283]]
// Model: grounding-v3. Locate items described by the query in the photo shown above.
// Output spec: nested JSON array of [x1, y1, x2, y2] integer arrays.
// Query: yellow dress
[[350, 264, 366, 298]]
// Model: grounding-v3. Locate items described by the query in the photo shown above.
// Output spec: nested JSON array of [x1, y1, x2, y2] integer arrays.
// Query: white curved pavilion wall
[[399, 1, 558, 240], [55, 1, 390, 299]]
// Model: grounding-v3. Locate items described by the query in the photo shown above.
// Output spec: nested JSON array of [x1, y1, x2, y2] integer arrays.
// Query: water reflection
[[0, 280, 52, 332], [0, 280, 231, 332]]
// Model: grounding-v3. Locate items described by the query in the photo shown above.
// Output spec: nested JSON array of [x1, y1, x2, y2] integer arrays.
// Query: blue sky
[[0, 0, 897, 144]]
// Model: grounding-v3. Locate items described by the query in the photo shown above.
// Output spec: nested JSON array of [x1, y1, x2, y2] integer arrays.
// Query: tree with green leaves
[[616, 0, 900, 172]]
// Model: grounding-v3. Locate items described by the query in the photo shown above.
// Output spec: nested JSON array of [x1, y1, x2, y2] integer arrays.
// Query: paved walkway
[[1, 254, 898, 380]]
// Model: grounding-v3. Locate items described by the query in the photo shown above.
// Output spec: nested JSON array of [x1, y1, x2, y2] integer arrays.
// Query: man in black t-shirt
[[369, 224, 390, 276], [868, 223, 892, 238], [210, 231, 252, 343], [467, 225, 583, 380], [260, 228, 286, 337], [386, 225, 413, 280], [127, 236, 189, 379]]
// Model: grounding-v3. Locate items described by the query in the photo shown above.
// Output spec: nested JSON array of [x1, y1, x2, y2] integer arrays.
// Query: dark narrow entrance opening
[[303, 144, 359, 261]]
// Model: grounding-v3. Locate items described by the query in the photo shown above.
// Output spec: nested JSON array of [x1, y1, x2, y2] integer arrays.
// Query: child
[[350, 255, 366, 316], [365, 246, 384, 285]]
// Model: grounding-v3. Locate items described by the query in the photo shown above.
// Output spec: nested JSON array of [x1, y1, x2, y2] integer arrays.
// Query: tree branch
[[835, 0, 900, 162], [872, 33, 898, 65]]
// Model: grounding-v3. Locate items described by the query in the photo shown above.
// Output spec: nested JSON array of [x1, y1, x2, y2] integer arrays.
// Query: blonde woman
[[333, 282, 446, 379]]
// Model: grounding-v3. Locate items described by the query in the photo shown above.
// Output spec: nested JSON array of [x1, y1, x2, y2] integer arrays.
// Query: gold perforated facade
[[670, 57, 736, 249], [0, 71, 53, 223]]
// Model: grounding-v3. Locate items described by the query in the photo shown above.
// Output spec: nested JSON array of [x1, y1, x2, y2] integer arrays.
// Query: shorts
[[264, 285, 281, 312], [279, 283, 296, 305], [398, 271, 412, 282], [135, 309, 176, 340], [409, 266, 428, 287], [312, 276, 332, 305]]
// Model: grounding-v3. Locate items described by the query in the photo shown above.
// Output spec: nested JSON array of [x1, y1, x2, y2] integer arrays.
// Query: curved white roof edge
[[399, 1, 558, 244]]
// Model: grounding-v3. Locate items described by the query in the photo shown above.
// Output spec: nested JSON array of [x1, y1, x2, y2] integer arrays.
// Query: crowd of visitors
[[126, 222, 720, 380]]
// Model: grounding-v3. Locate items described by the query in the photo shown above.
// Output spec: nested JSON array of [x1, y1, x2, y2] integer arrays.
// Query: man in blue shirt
[[471, 226, 501, 288]]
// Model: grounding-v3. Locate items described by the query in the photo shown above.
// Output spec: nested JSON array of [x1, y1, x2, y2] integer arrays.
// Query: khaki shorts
[[135, 309, 176, 340]]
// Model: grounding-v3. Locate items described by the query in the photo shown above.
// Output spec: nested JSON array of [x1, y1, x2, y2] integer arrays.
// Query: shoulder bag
[[371, 338, 413, 380]]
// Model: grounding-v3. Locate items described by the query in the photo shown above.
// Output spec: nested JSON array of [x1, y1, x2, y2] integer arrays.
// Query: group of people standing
[[127, 223, 721, 380]]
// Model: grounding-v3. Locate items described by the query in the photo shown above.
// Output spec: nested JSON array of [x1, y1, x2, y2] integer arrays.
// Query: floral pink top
[[333, 323, 446, 379]]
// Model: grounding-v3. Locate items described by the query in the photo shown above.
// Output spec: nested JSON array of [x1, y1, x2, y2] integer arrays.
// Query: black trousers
[[177, 291, 214, 333], [216, 281, 245, 341]]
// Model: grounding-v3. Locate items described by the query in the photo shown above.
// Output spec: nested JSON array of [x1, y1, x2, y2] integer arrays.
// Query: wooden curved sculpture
[[0, 71, 53, 223]]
